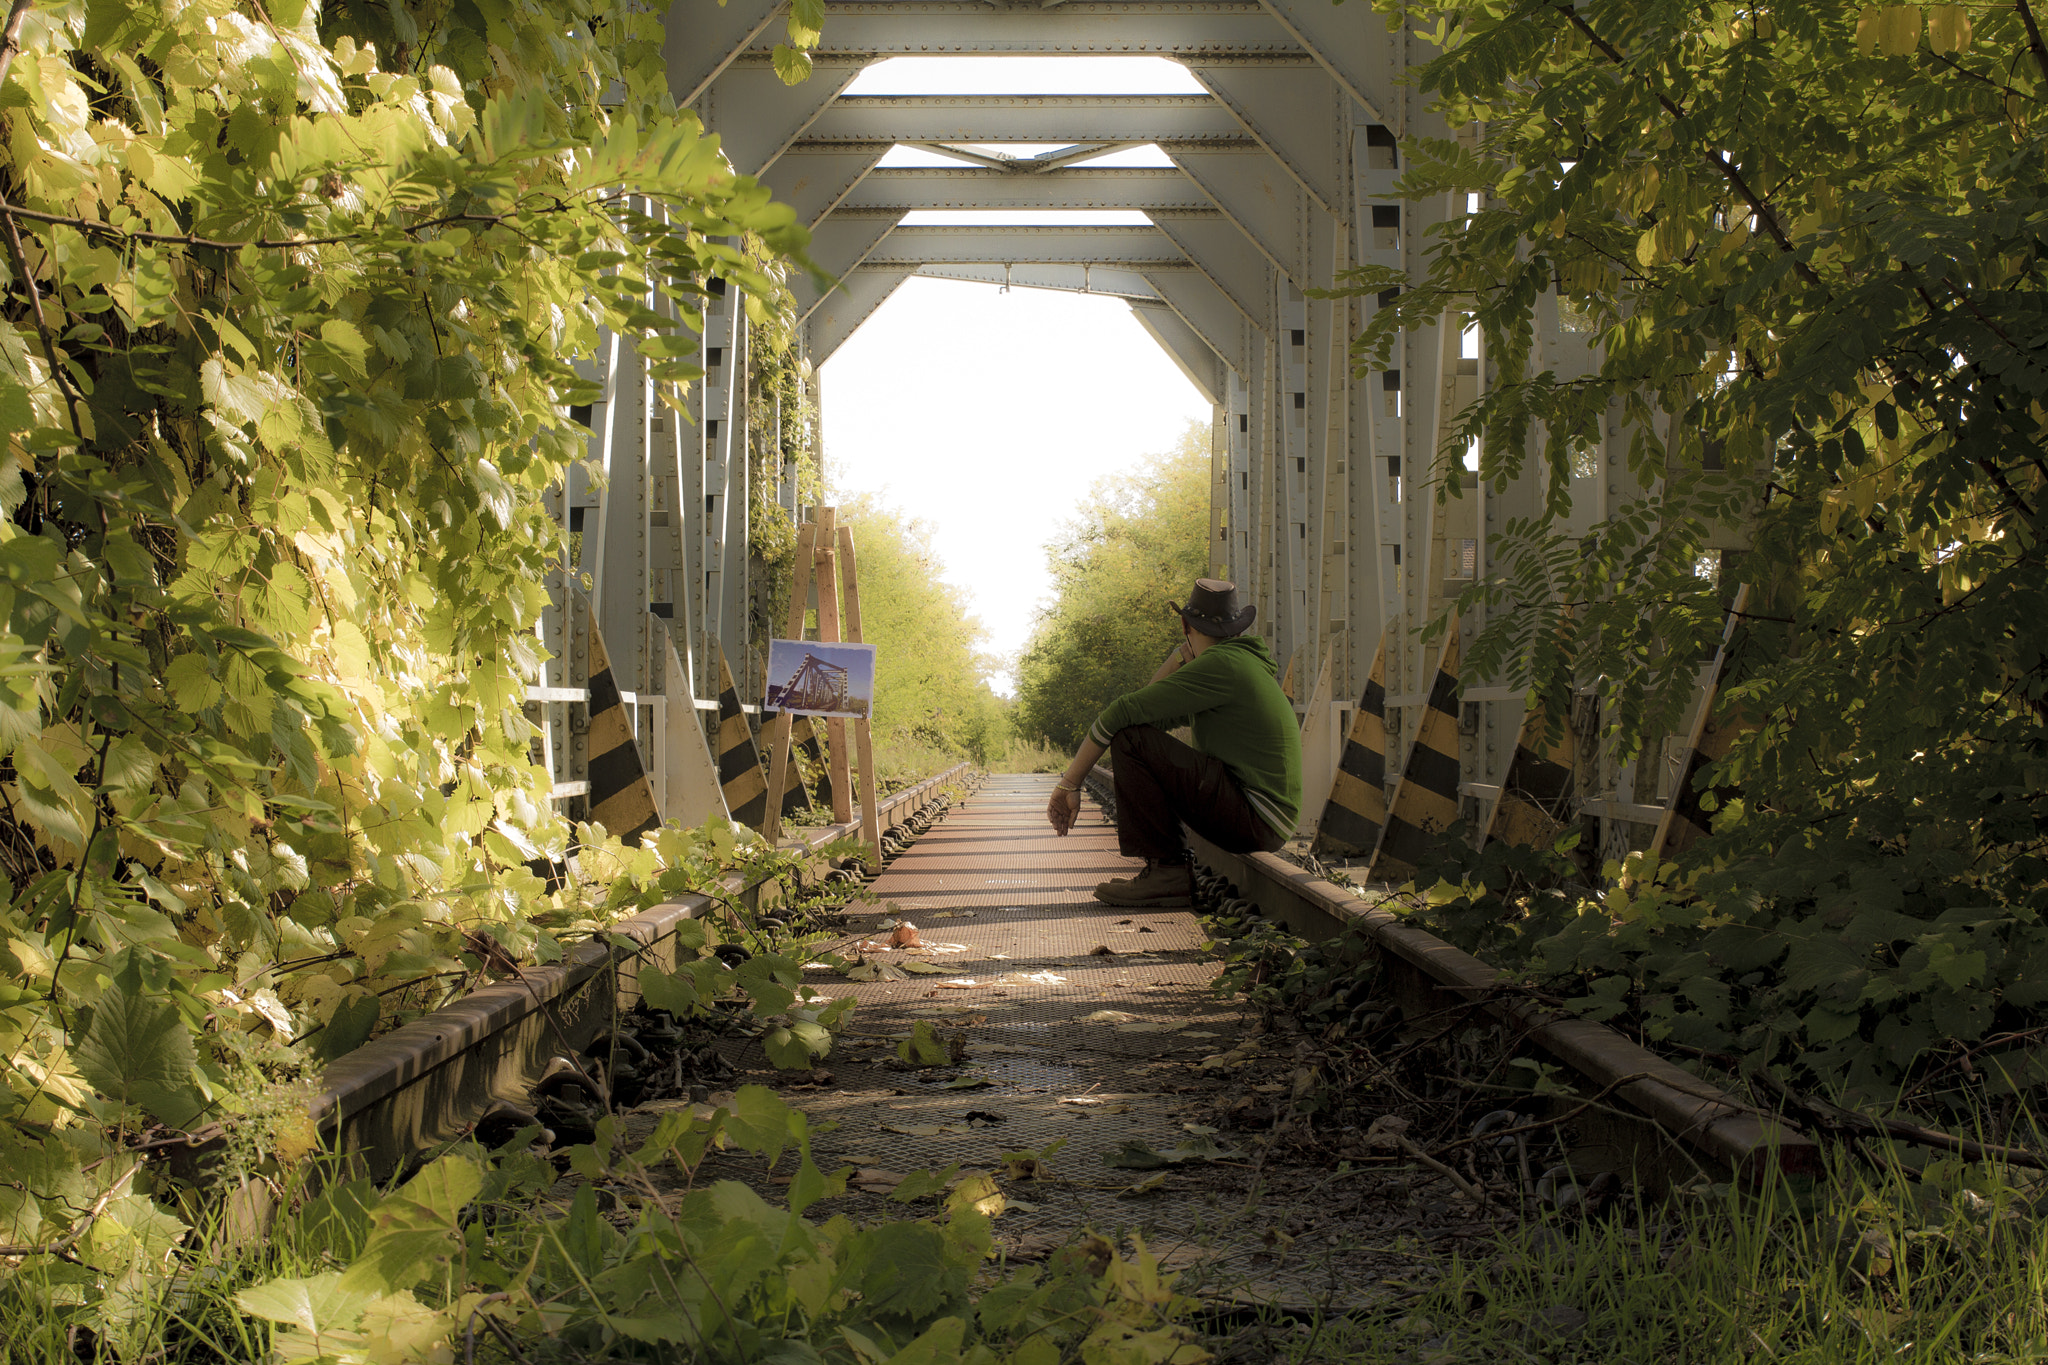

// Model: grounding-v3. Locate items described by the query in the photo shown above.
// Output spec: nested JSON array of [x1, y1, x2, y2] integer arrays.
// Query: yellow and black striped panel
[[1484, 697, 1578, 851], [786, 714, 829, 815], [1369, 623, 1462, 882], [1657, 619, 1753, 861], [715, 645, 769, 829], [1312, 628, 1391, 859], [585, 625, 661, 844]]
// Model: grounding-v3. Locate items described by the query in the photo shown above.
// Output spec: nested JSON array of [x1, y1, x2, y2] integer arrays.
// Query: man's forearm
[[1147, 641, 1190, 685], [1058, 737, 1106, 792]]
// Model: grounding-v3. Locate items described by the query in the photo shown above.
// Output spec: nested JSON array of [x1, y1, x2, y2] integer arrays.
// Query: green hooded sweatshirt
[[1087, 634, 1302, 838]]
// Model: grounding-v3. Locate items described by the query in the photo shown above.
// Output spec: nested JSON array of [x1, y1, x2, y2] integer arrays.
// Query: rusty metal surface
[[1187, 831, 1821, 1184]]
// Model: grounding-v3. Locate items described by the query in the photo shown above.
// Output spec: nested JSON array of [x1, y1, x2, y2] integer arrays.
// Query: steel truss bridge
[[534, 0, 1745, 865]]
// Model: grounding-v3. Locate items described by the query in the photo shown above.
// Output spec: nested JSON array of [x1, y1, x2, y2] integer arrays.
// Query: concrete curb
[[314, 763, 974, 1175], [1188, 834, 1821, 1185]]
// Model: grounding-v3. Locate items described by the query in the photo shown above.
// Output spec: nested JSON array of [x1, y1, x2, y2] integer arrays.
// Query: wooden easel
[[761, 507, 883, 865]]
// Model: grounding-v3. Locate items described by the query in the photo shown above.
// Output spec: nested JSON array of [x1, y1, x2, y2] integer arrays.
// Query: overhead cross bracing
[[555, 0, 1664, 877]]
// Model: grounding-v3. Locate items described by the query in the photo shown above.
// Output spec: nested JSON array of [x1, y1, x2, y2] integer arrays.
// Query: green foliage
[[1342, 0, 2048, 1092], [0, 0, 861, 1322], [637, 921, 855, 1071], [835, 494, 1010, 769], [1014, 422, 1211, 750], [1276, 1147, 2048, 1364], [212, 1090, 1211, 1364]]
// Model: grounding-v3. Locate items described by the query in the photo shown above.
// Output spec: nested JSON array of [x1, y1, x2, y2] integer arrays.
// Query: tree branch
[[0, 1164, 136, 1261], [2017, 0, 2048, 86], [0, 198, 590, 252], [1551, 2, 1825, 291], [0, 0, 31, 92], [0, 202, 85, 440]]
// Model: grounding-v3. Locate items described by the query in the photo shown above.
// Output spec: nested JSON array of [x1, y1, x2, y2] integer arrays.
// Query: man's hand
[[1148, 638, 1192, 685], [1046, 786, 1081, 836]]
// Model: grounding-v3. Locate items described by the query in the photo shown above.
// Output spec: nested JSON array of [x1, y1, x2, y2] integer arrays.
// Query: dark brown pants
[[1109, 725, 1286, 863]]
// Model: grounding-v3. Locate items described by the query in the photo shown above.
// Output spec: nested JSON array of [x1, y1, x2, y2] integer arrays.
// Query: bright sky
[[820, 58, 1214, 694]]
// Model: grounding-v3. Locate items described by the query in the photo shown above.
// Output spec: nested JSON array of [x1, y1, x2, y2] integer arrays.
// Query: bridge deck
[[633, 774, 1491, 1311]]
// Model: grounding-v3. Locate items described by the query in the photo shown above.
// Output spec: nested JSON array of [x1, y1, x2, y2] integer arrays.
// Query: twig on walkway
[[1397, 1135, 1497, 1209]]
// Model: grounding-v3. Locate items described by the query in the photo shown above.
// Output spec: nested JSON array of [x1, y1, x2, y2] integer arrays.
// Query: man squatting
[[1044, 578, 1303, 907]]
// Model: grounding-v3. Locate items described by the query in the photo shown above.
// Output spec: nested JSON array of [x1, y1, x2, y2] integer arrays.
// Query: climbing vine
[[0, 0, 838, 1292]]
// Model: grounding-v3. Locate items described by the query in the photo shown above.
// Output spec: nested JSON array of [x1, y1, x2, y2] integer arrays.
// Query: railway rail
[[1186, 841, 1821, 1184], [312, 763, 974, 1178], [316, 761, 1813, 1211], [1080, 771, 1820, 1189]]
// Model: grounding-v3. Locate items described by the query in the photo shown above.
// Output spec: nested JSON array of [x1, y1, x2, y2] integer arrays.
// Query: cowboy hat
[[1172, 578, 1256, 638]]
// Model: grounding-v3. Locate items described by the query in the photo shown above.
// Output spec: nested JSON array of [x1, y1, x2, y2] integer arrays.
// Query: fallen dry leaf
[[890, 923, 923, 948], [1362, 1114, 1413, 1150], [1082, 1009, 1139, 1024], [1000, 1232, 1065, 1263]]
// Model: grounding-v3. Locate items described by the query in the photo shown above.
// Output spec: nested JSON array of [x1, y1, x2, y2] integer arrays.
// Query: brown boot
[[1094, 862, 1193, 907]]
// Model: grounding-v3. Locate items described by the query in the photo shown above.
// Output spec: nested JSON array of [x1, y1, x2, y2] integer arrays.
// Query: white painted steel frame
[[535, 0, 1621, 853]]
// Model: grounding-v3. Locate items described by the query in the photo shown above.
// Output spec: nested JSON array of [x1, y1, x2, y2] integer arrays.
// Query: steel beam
[[1160, 148, 1320, 289], [700, 289, 740, 671], [593, 329, 653, 699], [838, 167, 1214, 212], [797, 94, 1250, 144], [1146, 211, 1275, 332], [1226, 366, 1252, 584], [1140, 268, 1251, 387], [663, 0, 781, 108], [717, 311, 752, 670], [1254, 0, 1401, 128], [793, 212, 906, 318], [742, 2, 1301, 56], [1185, 59, 1349, 221], [1129, 303, 1224, 405], [914, 261, 1167, 299], [762, 143, 891, 227], [862, 224, 1190, 265], [690, 57, 866, 177], [805, 267, 917, 365]]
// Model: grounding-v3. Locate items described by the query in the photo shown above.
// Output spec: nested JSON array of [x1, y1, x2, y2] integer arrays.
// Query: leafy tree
[[0, 0, 817, 1284], [833, 494, 1010, 770], [1015, 422, 1211, 751], [1352, 0, 2048, 1096]]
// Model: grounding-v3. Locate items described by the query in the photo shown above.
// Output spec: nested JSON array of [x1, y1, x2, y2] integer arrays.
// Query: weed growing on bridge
[[1273, 1148, 2048, 1365], [1201, 879, 2048, 1363], [0, 1082, 1210, 1363]]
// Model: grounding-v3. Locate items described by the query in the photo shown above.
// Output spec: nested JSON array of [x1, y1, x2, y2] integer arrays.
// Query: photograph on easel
[[765, 639, 877, 719]]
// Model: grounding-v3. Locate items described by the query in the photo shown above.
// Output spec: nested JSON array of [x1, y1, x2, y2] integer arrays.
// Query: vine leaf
[[235, 1271, 376, 1335], [73, 962, 203, 1127]]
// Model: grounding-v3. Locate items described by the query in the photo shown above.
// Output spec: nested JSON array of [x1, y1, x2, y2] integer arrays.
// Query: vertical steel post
[[1278, 282, 1310, 684], [720, 311, 752, 682], [1226, 363, 1252, 589]]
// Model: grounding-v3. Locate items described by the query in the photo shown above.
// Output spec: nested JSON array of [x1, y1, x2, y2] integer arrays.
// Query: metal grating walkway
[[626, 774, 1454, 1314]]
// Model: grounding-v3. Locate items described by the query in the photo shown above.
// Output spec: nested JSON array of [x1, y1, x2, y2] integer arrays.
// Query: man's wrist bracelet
[[1055, 783, 1080, 793]]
